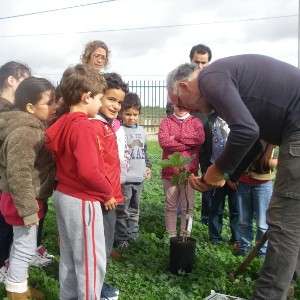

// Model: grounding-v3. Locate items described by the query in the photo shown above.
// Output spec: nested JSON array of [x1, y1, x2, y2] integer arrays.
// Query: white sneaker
[[0, 259, 9, 283], [30, 246, 53, 267]]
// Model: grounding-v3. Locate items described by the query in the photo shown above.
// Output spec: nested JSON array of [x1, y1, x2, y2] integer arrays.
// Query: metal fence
[[127, 80, 167, 137]]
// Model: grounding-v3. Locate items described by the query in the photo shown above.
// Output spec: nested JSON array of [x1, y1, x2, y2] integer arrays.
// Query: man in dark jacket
[[166, 54, 300, 300]]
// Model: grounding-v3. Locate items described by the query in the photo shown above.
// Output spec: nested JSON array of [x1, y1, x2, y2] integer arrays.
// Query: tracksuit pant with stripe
[[54, 190, 106, 300]]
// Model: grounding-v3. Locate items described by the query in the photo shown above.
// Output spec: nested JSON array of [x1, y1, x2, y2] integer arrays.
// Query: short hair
[[59, 64, 107, 107], [166, 63, 198, 94], [189, 44, 212, 62], [81, 40, 110, 69], [14, 76, 55, 111], [103, 72, 129, 93], [122, 92, 142, 113], [0, 61, 31, 90]]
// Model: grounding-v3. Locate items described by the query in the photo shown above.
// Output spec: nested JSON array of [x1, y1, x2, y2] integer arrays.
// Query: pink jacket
[[158, 114, 205, 179]]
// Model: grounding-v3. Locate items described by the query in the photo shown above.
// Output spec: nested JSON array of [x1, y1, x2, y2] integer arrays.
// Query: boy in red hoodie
[[45, 64, 117, 300], [89, 72, 128, 300]]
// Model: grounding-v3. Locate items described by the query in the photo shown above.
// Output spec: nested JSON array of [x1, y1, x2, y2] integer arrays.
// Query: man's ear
[[178, 81, 189, 93], [26, 103, 35, 114]]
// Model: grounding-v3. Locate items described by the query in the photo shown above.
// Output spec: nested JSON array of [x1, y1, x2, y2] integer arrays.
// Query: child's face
[[29, 90, 57, 122], [99, 88, 125, 119], [174, 105, 190, 117], [87, 93, 103, 118], [122, 107, 140, 127]]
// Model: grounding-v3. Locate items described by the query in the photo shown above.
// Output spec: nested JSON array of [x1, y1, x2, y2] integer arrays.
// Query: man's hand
[[204, 164, 226, 187], [188, 164, 226, 192], [189, 174, 214, 192], [104, 197, 117, 210]]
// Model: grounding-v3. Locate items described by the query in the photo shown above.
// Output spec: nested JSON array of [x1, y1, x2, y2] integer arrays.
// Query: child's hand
[[104, 198, 117, 210], [26, 221, 39, 228], [226, 179, 238, 190], [269, 158, 278, 168], [145, 167, 152, 180]]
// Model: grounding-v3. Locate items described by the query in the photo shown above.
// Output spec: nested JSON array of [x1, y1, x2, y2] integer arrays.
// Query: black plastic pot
[[169, 236, 197, 275]]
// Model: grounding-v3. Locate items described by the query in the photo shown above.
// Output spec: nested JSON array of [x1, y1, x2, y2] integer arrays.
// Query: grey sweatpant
[[115, 183, 144, 243], [54, 191, 106, 300]]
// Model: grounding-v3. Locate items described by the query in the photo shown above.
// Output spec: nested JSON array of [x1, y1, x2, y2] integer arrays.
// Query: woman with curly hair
[[81, 40, 110, 72]]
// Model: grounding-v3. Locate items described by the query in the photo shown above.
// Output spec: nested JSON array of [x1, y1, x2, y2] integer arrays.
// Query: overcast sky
[[0, 0, 298, 84]]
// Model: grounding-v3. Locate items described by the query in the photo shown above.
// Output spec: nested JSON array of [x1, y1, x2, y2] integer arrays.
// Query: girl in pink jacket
[[158, 105, 205, 237]]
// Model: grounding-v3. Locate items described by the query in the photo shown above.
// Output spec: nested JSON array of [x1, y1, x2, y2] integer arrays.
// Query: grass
[[0, 141, 298, 299]]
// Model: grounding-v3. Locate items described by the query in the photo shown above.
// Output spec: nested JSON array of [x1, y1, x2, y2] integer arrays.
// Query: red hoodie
[[90, 116, 123, 204], [45, 112, 113, 202]]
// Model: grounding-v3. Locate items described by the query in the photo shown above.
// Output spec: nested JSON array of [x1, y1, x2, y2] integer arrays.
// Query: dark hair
[[81, 40, 110, 69], [122, 92, 142, 113], [59, 64, 107, 107], [53, 84, 69, 119], [14, 76, 55, 111], [0, 61, 31, 90], [55, 85, 62, 100], [103, 72, 129, 93], [189, 44, 212, 62]]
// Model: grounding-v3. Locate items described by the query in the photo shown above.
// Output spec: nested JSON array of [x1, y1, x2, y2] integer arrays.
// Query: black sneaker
[[101, 283, 119, 300], [201, 218, 209, 226], [257, 253, 266, 258], [235, 249, 247, 257]]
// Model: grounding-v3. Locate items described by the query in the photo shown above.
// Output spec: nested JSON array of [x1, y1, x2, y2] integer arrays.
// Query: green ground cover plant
[[0, 141, 298, 299]]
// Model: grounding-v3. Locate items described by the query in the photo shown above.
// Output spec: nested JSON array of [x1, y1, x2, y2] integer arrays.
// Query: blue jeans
[[208, 184, 240, 243], [237, 181, 272, 254], [252, 132, 300, 299], [201, 191, 211, 224]]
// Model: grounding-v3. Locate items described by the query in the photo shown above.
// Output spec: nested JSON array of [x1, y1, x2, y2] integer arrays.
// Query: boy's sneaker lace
[[116, 241, 130, 250], [101, 282, 119, 300], [0, 259, 9, 283], [30, 245, 54, 267]]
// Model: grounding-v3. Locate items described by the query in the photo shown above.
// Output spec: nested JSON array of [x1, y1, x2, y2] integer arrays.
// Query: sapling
[[160, 152, 196, 242]]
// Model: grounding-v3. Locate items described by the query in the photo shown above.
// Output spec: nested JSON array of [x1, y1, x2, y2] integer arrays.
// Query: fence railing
[[127, 80, 167, 135]]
